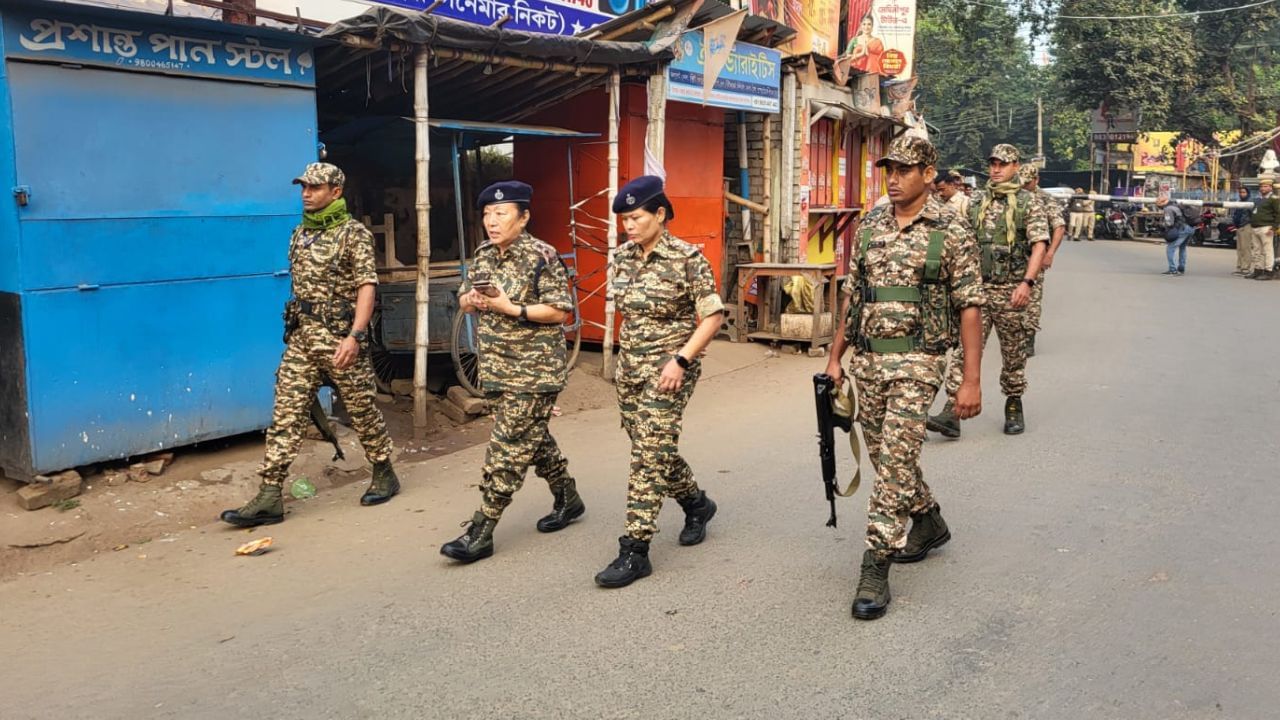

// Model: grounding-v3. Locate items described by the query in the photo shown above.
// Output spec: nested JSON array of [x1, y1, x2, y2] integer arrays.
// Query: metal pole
[[1088, 138, 1095, 193], [1036, 96, 1043, 161], [1104, 142, 1111, 195], [412, 47, 432, 434], [602, 69, 620, 381]]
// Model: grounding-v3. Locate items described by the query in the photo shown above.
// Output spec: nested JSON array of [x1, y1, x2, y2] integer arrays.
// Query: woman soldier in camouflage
[[440, 181, 581, 564], [594, 176, 726, 589]]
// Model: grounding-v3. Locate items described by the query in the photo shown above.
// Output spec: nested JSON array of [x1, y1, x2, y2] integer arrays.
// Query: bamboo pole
[[763, 113, 773, 261], [725, 190, 768, 214], [412, 47, 433, 434], [646, 70, 668, 167], [780, 71, 797, 263], [602, 70, 621, 381]]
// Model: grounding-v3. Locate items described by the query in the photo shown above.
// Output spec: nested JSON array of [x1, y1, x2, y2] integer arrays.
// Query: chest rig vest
[[848, 225, 954, 355], [970, 189, 1031, 283]]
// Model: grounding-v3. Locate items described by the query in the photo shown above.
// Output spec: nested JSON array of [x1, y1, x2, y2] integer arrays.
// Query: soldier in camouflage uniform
[[594, 176, 726, 589], [221, 163, 399, 527], [928, 144, 1050, 438], [440, 181, 581, 564], [1018, 164, 1066, 357], [824, 136, 985, 620]]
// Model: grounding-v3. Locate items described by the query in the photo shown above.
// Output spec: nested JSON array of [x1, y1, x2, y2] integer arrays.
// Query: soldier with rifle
[[820, 135, 985, 620]]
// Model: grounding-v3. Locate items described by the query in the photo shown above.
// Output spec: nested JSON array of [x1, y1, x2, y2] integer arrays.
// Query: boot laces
[[858, 557, 888, 595]]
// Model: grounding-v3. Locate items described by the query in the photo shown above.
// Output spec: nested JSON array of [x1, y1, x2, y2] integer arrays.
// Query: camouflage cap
[[292, 162, 346, 187], [874, 135, 938, 168], [1018, 164, 1039, 182], [988, 144, 1021, 163]]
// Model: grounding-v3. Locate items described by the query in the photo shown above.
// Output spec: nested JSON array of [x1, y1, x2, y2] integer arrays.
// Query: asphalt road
[[3, 240, 1277, 719]]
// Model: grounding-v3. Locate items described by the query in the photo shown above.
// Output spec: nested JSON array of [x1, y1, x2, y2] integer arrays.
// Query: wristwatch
[[1020, 278, 1036, 287], [675, 354, 691, 369], [519, 305, 529, 321], [350, 329, 368, 343]]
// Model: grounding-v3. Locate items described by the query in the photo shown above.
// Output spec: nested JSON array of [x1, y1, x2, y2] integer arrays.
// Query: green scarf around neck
[[976, 179, 1024, 245], [302, 198, 351, 230]]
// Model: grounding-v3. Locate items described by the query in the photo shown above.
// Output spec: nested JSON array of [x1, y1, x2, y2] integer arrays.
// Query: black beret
[[613, 175, 674, 219], [477, 180, 532, 209]]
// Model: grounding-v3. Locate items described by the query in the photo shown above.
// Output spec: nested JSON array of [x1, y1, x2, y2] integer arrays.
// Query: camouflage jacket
[[288, 217, 378, 305], [1037, 189, 1066, 231], [461, 233, 573, 394], [612, 231, 725, 380], [842, 196, 986, 386]]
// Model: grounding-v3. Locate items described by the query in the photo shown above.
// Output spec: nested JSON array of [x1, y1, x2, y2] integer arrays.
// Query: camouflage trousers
[[945, 282, 1034, 398], [479, 391, 573, 521], [1026, 269, 1046, 333], [854, 365, 940, 558], [617, 361, 703, 542], [260, 321, 392, 486]]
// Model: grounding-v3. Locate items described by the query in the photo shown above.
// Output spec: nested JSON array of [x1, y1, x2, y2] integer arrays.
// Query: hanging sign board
[[666, 30, 781, 113], [2, 7, 315, 87], [371, 0, 612, 36]]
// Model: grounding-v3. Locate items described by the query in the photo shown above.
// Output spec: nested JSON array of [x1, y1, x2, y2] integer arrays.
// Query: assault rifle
[[813, 373, 859, 528], [309, 377, 345, 462]]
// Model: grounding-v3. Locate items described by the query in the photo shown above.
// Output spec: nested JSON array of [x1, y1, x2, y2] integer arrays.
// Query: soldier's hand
[[955, 380, 982, 419], [487, 285, 516, 317], [658, 359, 685, 393], [333, 336, 360, 370], [824, 357, 844, 385], [1010, 283, 1032, 309], [1042, 251, 1055, 270], [461, 289, 487, 313]]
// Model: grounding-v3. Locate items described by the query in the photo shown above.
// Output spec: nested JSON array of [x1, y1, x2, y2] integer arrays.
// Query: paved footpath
[[2, 240, 1277, 719]]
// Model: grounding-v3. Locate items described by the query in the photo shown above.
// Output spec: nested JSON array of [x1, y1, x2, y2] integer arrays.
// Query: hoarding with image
[[842, 0, 915, 79], [750, 0, 840, 58]]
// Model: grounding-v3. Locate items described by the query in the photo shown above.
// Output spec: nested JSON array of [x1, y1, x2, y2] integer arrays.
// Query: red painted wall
[[514, 85, 725, 343]]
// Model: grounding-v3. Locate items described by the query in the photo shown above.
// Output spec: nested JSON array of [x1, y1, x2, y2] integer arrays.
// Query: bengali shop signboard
[[667, 30, 781, 113], [371, 0, 614, 36], [843, 0, 916, 79]]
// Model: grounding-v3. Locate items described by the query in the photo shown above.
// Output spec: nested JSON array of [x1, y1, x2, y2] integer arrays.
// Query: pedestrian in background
[[1159, 196, 1193, 276], [1068, 188, 1094, 241], [594, 176, 725, 589], [1233, 186, 1254, 276], [1247, 176, 1279, 280]]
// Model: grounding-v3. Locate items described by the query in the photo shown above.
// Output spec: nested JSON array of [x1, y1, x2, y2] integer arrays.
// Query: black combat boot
[[852, 549, 892, 620], [594, 536, 652, 588], [675, 490, 717, 546], [536, 480, 586, 533], [440, 511, 497, 563], [220, 483, 285, 527], [361, 460, 401, 506], [1003, 396, 1025, 435], [926, 400, 961, 438], [891, 505, 951, 563]]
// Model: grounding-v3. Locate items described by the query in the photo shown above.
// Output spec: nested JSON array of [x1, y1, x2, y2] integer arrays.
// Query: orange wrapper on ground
[[235, 537, 273, 556]]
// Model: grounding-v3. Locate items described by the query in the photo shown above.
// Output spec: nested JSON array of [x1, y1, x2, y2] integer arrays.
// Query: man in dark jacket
[[1247, 176, 1279, 280]]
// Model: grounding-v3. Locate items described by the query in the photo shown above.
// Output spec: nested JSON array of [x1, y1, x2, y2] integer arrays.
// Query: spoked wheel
[[368, 307, 395, 395], [451, 308, 484, 398]]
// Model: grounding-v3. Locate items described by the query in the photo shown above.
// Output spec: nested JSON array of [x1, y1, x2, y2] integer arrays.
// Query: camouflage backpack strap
[[923, 230, 945, 283], [528, 237, 566, 301]]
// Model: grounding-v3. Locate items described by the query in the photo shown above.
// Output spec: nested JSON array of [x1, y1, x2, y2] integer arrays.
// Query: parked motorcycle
[[1099, 205, 1134, 239]]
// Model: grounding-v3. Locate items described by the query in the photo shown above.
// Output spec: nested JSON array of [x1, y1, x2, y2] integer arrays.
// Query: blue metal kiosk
[[0, 0, 318, 479]]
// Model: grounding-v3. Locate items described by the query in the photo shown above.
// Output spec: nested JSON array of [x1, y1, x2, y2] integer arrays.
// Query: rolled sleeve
[[687, 254, 725, 318], [350, 225, 379, 287]]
